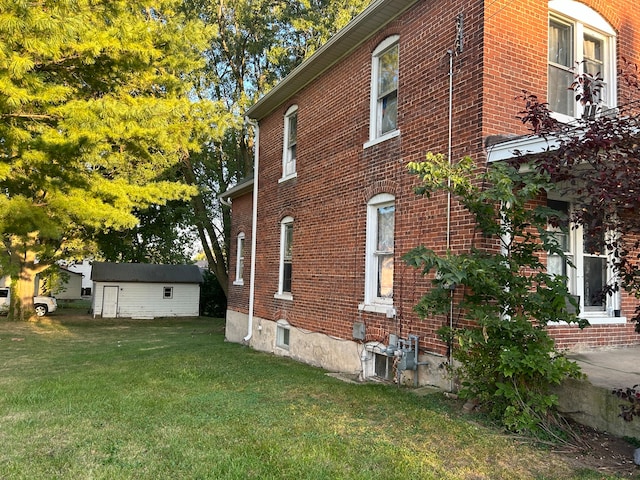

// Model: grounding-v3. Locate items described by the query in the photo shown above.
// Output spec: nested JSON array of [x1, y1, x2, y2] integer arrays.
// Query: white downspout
[[244, 117, 259, 343]]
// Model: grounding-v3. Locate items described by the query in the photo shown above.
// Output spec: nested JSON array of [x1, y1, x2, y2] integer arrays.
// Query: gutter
[[246, 0, 419, 121], [218, 177, 255, 206], [244, 117, 259, 343], [485, 133, 562, 162]]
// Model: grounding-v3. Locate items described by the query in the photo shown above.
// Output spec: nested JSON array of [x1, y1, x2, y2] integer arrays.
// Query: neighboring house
[[221, 0, 640, 389], [65, 260, 95, 295], [35, 268, 83, 300], [91, 262, 202, 319]]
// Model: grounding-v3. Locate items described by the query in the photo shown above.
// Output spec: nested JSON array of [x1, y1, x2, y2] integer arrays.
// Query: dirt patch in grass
[[556, 422, 639, 477]]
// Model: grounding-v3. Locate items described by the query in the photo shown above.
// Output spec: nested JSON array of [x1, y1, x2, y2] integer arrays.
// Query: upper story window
[[281, 105, 298, 180], [276, 216, 294, 299], [548, 1, 616, 120], [367, 36, 399, 146], [362, 194, 395, 312], [233, 232, 245, 286]]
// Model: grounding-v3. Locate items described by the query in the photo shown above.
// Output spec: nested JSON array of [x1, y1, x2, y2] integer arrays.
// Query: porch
[[557, 346, 640, 439]]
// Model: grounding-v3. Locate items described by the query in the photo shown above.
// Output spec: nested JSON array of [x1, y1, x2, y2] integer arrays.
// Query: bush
[[199, 270, 227, 318], [404, 154, 586, 437]]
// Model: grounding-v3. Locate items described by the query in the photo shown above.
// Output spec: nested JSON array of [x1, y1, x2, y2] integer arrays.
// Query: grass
[[0, 313, 626, 479]]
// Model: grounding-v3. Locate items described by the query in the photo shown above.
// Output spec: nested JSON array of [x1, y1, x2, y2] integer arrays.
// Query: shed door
[[102, 286, 119, 318]]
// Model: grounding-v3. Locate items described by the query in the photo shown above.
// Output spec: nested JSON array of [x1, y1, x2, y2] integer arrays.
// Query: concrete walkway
[[568, 346, 640, 390]]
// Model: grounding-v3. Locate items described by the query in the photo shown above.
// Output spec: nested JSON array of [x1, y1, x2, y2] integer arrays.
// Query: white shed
[[91, 262, 203, 319]]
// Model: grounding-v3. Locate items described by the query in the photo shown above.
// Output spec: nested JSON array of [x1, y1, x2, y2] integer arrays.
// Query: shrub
[[404, 154, 586, 437]]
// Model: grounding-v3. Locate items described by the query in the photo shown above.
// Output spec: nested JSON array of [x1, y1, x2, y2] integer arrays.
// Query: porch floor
[[568, 346, 640, 391]]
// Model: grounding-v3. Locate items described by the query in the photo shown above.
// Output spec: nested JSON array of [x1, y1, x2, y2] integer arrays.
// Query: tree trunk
[[180, 152, 229, 297], [5, 234, 48, 321]]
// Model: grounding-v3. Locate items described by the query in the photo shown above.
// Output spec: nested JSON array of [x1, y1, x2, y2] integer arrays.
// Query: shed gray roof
[[91, 263, 203, 284]]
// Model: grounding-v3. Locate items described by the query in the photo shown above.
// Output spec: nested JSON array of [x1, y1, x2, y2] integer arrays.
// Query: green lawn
[[0, 314, 622, 479]]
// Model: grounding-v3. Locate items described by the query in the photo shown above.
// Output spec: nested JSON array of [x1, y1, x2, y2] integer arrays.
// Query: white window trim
[[163, 286, 173, 299], [568, 223, 624, 324], [281, 105, 298, 181], [362, 193, 395, 311], [548, 1, 617, 122], [366, 36, 399, 147], [276, 319, 291, 350], [275, 216, 294, 301], [233, 232, 245, 286], [546, 197, 625, 325]]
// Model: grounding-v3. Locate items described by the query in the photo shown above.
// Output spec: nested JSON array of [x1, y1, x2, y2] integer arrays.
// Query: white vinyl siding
[[92, 282, 200, 318]]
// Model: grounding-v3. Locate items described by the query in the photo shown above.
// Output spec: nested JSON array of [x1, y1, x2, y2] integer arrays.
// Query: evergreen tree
[[0, 0, 227, 318]]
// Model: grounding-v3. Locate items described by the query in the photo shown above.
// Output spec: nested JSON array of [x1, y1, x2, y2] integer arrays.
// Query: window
[[363, 194, 395, 311], [276, 216, 294, 299], [163, 287, 173, 299], [362, 344, 396, 381], [367, 36, 399, 145], [282, 105, 298, 179], [374, 353, 394, 381], [547, 199, 573, 283], [276, 320, 290, 349], [546, 198, 621, 322], [234, 233, 245, 285], [548, 1, 616, 119]]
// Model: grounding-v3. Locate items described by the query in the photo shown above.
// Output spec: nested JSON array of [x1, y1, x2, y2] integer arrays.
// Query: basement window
[[362, 343, 395, 381], [276, 319, 290, 350], [374, 353, 394, 381], [163, 287, 173, 299]]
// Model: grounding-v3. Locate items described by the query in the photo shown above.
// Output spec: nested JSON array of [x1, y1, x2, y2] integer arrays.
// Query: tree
[[180, 0, 369, 298], [0, 0, 228, 319], [96, 200, 199, 265], [404, 153, 584, 436], [515, 59, 640, 330]]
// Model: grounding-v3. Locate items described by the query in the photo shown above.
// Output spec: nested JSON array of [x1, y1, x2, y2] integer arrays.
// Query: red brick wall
[[227, 192, 253, 314], [227, 0, 640, 353], [481, 0, 640, 348]]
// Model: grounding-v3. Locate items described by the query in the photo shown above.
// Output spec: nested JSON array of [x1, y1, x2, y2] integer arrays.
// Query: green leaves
[[406, 153, 584, 437], [0, 0, 225, 311]]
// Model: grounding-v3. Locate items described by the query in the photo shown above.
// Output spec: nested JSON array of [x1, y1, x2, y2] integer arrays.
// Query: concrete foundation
[[224, 310, 452, 389]]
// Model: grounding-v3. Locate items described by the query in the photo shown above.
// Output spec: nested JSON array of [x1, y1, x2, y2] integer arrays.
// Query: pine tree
[[0, 0, 226, 319]]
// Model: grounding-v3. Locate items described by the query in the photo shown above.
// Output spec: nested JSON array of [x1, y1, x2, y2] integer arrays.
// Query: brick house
[[221, 0, 640, 388]]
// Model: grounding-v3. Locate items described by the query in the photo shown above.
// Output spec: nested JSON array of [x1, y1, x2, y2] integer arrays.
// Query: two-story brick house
[[221, 0, 640, 388]]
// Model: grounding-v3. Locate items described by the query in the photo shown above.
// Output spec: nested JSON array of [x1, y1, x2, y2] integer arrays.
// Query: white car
[[0, 287, 57, 316]]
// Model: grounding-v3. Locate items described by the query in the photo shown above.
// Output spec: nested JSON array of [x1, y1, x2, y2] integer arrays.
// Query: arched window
[[363, 194, 395, 310], [548, 1, 616, 119], [367, 36, 400, 146], [233, 232, 245, 285], [281, 105, 298, 179], [276, 216, 294, 299]]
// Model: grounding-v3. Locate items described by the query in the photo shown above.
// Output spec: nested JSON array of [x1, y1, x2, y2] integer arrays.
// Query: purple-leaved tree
[[513, 59, 640, 330]]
